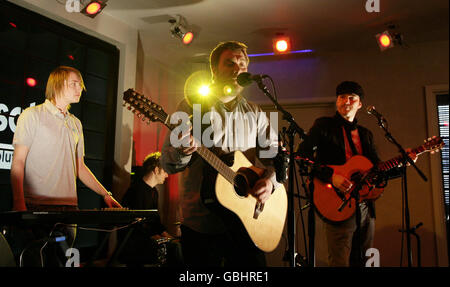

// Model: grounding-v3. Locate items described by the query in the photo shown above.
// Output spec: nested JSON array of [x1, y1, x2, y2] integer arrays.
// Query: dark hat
[[336, 81, 364, 99]]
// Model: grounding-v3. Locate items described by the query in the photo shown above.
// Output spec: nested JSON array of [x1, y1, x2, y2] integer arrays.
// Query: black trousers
[[180, 224, 266, 268]]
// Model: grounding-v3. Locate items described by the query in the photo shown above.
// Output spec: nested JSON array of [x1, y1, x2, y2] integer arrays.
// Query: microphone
[[274, 134, 289, 183], [366, 106, 386, 123], [237, 72, 268, 87]]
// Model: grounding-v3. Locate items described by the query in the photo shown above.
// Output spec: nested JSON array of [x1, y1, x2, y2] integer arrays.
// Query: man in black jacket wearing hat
[[298, 81, 415, 266]]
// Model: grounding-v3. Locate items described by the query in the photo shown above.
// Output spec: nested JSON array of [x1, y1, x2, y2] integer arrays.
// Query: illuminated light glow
[[248, 49, 314, 57], [9, 22, 17, 28], [68, 54, 75, 60], [379, 34, 391, 47], [26, 77, 37, 87], [326, 184, 333, 189], [198, 85, 210, 97], [275, 40, 289, 52], [223, 85, 233, 95], [85, 2, 102, 15], [184, 70, 213, 105], [182, 32, 194, 45]]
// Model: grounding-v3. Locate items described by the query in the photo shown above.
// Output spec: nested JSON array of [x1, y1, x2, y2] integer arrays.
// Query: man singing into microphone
[[161, 41, 280, 267], [297, 81, 416, 266]]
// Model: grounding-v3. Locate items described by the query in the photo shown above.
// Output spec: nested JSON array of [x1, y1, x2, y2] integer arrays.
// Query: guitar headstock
[[123, 89, 168, 126], [423, 136, 445, 153]]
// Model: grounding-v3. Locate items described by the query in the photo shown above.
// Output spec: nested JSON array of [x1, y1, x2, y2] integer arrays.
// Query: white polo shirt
[[13, 99, 84, 206]]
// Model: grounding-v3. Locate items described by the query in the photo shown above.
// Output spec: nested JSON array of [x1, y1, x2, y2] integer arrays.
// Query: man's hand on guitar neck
[[178, 126, 198, 155], [403, 148, 418, 167], [250, 178, 273, 204]]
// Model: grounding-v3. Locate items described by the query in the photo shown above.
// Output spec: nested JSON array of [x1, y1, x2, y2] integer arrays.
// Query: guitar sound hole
[[234, 174, 249, 197]]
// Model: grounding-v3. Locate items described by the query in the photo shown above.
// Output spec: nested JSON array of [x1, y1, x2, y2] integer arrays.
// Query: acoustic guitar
[[123, 89, 287, 252], [313, 136, 444, 223]]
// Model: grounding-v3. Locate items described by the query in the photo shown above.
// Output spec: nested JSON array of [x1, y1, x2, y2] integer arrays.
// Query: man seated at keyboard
[[118, 152, 182, 267]]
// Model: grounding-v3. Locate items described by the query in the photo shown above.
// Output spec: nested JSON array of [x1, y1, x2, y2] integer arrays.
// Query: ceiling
[[102, 0, 448, 66]]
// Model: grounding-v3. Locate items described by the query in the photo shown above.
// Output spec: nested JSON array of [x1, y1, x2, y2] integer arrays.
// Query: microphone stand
[[376, 117, 427, 267], [254, 78, 306, 267]]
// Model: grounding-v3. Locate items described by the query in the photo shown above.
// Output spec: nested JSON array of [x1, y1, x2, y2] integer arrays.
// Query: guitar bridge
[[253, 202, 264, 219]]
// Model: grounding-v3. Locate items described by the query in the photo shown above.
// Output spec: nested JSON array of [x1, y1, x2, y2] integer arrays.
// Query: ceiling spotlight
[[376, 31, 394, 51], [273, 34, 291, 54], [169, 15, 195, 45], [81, 0, 108, 18], [376, 24, 406, 51]]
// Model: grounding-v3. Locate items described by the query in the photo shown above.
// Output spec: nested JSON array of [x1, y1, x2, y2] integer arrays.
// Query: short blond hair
[[45, 66, 86, 101]]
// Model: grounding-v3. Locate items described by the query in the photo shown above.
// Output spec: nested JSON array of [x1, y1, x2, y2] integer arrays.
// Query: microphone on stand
[[366, 106, 387, 125], [274, 133, 289, 183], [237, 72, 268, 87]]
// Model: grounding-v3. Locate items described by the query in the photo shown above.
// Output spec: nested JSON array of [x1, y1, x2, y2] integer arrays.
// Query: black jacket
[[298, 112, 402, 218]]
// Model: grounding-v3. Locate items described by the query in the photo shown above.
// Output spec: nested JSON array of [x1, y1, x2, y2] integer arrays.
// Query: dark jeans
[[180, 224, 266, 267], [324, 202, 375, 267]]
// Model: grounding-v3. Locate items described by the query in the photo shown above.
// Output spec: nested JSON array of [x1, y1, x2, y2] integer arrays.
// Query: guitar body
[[201, 151, 287, 252], [313, 155, 384, 223]]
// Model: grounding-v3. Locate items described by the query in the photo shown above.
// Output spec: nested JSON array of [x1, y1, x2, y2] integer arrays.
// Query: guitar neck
[[378, 146, 425, 172], [197, 146, 236, 184], [161, 115, 236, 185], [123, 89, 237, 185]]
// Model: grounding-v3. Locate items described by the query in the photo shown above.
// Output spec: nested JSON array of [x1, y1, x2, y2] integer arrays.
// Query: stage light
[[169, 15, 195, 45], [80, 0, 107, 18], [275, 40, 288, 52], [9, 22, 17, 28], [376, 31, 394, 51], [273, 35, 291, 54], [26, 77, 37, 87], [223, 86, 233, 95], [184, 71, 212, 106], [198, 85, 210, 97], [182, 31, 194, 45]]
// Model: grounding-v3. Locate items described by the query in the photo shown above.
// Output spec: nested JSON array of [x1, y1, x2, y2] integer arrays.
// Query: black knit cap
[[336, 81, 364, 99]]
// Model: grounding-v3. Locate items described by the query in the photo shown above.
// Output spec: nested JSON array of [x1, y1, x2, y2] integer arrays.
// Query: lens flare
[[198, 85, 210, 97], [223, 86, 233, 95]]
